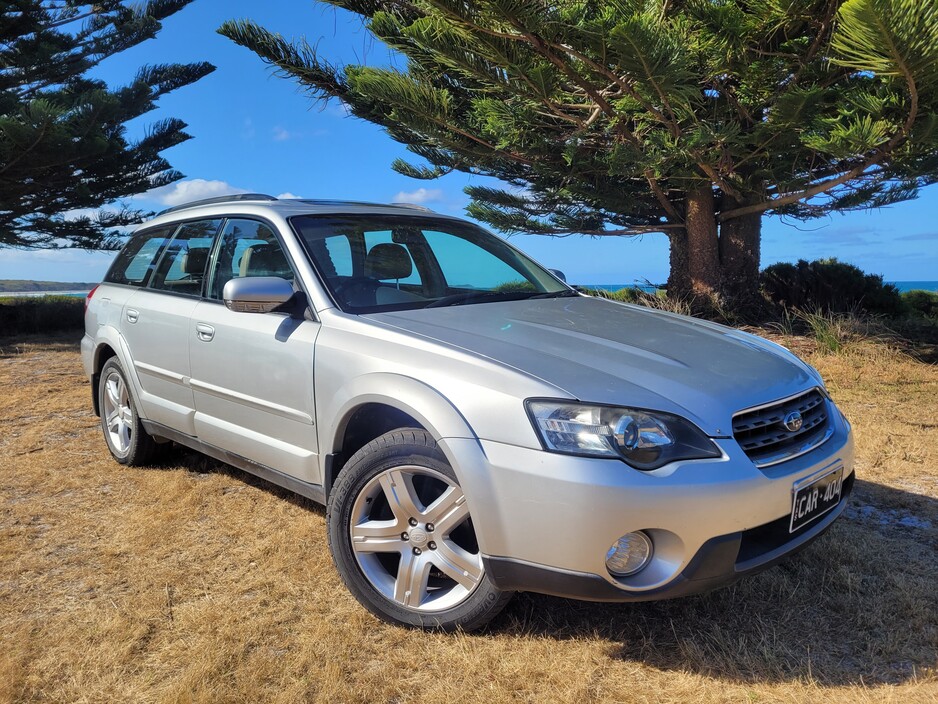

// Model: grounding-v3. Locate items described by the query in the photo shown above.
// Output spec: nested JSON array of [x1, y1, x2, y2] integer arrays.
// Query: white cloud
[[272, 126, 292, 141], [60, 207, 100, 220], [276, 192, 302, 200], [143, 179, 249, 207], [325, 100, 351, 118], [242, 118, 256, 140], [393, 188, 444, 204]]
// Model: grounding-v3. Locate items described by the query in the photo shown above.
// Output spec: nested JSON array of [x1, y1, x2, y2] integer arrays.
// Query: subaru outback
[[82, 194, 854, 631]]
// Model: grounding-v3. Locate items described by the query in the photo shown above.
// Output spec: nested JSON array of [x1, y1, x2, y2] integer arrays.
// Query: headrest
[[240, 243, 292, 279], [181, 247, 209, 275], [365, 243, 412, 280]]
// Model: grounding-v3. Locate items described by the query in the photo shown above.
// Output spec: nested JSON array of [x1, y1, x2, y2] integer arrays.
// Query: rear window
[[148, 219, 222, 296], [103, 226, 174, 287]]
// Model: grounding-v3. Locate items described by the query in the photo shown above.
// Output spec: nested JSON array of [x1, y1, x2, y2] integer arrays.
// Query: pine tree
[[221, 0, 938, 307], [1, 1, 214, 249]]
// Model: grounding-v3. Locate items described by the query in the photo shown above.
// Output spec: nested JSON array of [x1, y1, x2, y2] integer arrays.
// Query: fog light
[[605, 531, 653, 577]]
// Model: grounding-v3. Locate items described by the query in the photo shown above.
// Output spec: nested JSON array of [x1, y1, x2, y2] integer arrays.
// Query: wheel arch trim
[[320, 374, 509, 553], [320, 373, 479, 488], [90, 327, 149, 421], [324, 373, 477, 455]]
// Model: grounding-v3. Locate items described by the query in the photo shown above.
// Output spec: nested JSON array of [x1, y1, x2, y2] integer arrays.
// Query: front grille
[[733, 389, 831, 467]]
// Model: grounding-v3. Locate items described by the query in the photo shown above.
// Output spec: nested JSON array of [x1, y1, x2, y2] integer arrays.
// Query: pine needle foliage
[[1, 1, 215, 249], [220, 0, 938, 301]]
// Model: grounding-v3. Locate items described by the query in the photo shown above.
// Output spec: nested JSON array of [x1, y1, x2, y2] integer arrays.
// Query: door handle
[[195, 323, 215, 342], [126, 308, 139, 324]]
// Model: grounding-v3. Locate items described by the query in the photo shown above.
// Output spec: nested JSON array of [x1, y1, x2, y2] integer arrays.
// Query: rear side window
[[149, 219, 222, 296], [104, 226, 174, 287]]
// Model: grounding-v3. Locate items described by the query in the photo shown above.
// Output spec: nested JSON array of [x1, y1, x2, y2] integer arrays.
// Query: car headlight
[[526, 400, 722, 470]]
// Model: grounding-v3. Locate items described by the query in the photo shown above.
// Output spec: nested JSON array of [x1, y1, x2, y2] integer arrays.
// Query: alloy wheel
[[349, 465, 483, 612], [102, 371, 134, 455]]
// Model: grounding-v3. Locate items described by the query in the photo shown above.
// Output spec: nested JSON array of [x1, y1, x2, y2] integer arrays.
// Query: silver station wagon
[[82, 195, 855, 630]]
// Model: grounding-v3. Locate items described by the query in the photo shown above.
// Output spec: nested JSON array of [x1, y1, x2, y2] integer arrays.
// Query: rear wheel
[[98, 357, 161, 466], [327, 428, 512, 631]]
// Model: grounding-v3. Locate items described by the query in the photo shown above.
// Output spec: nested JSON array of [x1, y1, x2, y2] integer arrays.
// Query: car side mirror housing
[[549, 268, 567, 283], [223, 276, 296, 314]]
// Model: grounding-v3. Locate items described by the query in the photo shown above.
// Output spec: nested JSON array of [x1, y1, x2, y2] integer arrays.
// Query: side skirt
[[142, 420, 326, 505]]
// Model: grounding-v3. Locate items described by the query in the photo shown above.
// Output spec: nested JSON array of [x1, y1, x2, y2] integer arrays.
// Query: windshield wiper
[[425, 288, 577, 309], [425, 291, 532, 308], [529, 289, 579, 299]]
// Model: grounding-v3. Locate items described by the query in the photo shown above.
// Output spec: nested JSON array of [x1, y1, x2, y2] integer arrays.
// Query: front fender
[[320, 372, 513, 553], [323, 372, 477, 455]]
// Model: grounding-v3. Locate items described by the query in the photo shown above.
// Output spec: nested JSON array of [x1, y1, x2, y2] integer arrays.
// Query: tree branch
[[696, 160, 742, 201], [722, 1, 920, 223], [528, 223, 684, 237], [420, 3, 642, 146], [644, 169, 683, 223]]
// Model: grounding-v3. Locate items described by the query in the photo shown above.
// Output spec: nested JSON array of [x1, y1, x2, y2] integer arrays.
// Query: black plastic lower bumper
[[484, 471, 854, 602]]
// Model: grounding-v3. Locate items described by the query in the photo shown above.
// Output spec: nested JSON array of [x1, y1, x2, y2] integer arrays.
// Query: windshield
[[290, 214, 571, 313]]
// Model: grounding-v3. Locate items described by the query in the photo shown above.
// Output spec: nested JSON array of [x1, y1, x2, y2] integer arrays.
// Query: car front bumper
[[440, 408, 854, 602]]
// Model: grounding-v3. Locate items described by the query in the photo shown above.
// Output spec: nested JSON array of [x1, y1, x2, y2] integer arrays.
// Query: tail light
[[84, 285, 99, 314]]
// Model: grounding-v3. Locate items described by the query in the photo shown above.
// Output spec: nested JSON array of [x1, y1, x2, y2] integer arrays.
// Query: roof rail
[[157, 193, 277, 216], [390, 202, 435, 212], [292, 199, 435, 213]]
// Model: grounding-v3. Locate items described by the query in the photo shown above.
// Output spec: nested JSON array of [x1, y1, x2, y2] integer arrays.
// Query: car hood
[[367, 295, 820, 436]]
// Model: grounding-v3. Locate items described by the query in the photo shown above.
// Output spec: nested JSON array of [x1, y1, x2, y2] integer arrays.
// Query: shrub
[[0, 296, 84, 336], [493, 280, 536, 293], [902, 289, 938, 319], [582, 286, 694, 316], [581, 286, 645, 303], [761, 258, 904, 317]]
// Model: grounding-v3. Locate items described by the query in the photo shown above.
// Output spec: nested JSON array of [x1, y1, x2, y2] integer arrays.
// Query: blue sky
[[2, 0, 936, 285]]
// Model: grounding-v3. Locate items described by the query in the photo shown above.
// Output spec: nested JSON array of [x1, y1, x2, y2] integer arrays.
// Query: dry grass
[[1, 332, 936, 704]]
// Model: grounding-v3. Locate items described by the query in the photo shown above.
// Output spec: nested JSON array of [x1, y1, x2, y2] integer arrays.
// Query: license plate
[[790, 466, 844, 533]]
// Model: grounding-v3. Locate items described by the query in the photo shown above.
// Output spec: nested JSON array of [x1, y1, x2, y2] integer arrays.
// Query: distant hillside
[[0, 280, 96, 293]]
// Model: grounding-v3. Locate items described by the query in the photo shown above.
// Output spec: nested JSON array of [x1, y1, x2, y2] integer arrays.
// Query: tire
[[327, 428, 513, 631], [98, 357, 161, 466]]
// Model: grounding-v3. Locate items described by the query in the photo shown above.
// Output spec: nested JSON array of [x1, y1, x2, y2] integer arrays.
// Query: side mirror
[[223, 276, 296, 314], [548, 268, 567, 283]]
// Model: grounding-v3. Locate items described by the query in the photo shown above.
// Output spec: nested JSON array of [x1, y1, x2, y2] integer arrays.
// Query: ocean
[[583, 281, 938, 294], [0, 290, 90, 298], [890, 281, 938, 293]]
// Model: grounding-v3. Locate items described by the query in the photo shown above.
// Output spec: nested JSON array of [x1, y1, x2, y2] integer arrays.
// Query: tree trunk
[[683, 186, 721, 296], [719, 200, 762, 305], [664, 189, 763, 315], [666, 229, 690, 298]]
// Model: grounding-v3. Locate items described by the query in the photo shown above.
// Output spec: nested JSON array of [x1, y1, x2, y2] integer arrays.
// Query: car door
[[120, 219, 221, 435], [188, 217, 322, 483]]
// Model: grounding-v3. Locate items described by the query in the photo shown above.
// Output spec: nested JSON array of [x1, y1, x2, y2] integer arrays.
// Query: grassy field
[[0, 331, 936, 703]]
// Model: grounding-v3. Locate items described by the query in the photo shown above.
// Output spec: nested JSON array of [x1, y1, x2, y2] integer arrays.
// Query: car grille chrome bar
[[732, 388, 832, 468]]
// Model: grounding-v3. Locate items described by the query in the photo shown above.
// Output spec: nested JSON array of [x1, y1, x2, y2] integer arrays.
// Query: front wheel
[[327, 428, 512, 631]]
